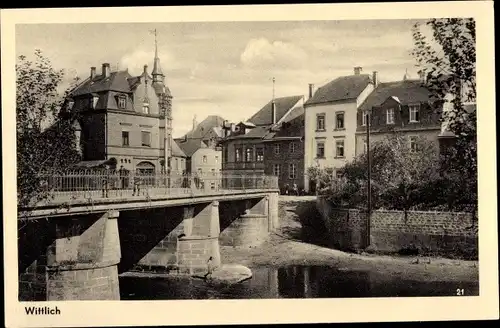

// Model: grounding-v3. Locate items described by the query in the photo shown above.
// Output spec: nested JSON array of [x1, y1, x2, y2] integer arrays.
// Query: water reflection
[[120, 265, 479, 300]]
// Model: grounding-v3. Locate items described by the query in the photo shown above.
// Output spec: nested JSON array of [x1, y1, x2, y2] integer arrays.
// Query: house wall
[[355, 129, 441, 157], [191, 148, 222, 175], [264, 140, 304, 191], [304, 100, 357, 192], [170, 156, 187, 174], [131, 76, 161, 115], [221, 139, 265, 175], [106, 111, 162, 172]]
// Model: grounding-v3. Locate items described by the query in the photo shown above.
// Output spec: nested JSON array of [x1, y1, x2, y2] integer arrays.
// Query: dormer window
[[142, 102, 150, 114], [409, 104, 420, 123], [117, 95, 127, 109], [89, 94, 99, 109]]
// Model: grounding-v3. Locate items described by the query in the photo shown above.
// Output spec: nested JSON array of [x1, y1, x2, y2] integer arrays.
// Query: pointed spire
[[151, 28, 164, 81], [403, 68, 410, 81]]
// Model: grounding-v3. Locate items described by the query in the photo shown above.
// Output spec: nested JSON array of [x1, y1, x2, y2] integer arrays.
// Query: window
[[235, 148, 242, 162], [90, 96, 99, 109], [336, 112, 345, 129], [142, 103, 150, 114], [409, 136, 418, 152], [223, 148, 228, 163], [175, 158, 178, 170], [386, 108, 395, 124], [211, 169, 215, 174], [198, 168, 203, 174], [118, 96, 126, 109], [289, 163, 297, 179], [363, 139, 367, 153], [122, 131, 129, 146], [362, 112, 368, 126], [289, 142, 296, 153], [273, 164, 281, 176], [215, 156, 219, 163], [245, 147, 253, 162], [336, 139, 345, 158], [316, 114, 326, 131], [203, 155, 207, 163], [141, 131, 151, 147], [316, 141, 325, 158], [409, 104, 420, 122], [256, 148, 264, 162], [335, 171, 343, 179], [274, 144, 281, 155]]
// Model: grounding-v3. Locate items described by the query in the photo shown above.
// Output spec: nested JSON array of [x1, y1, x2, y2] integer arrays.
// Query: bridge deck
[[20, 187, 278, 219]]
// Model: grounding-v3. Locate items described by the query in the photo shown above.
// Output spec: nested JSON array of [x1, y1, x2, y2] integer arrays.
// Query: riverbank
[[220, 196, 479, 284]]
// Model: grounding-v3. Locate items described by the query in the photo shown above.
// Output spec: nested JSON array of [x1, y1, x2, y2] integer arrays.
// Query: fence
[[35, 170, 279, 204]]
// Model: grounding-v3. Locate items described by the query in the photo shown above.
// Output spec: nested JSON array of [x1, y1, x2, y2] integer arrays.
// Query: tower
[[150, 28, 173, 174]]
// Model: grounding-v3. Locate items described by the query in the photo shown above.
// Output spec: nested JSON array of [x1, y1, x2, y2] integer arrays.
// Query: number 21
[[456, 288, 465, 295]]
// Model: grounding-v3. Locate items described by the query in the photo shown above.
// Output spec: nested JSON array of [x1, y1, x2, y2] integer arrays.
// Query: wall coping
[[178, 235, 219, 241]]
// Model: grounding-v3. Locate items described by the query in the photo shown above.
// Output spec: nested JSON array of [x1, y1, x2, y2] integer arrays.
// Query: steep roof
[[176, 138, 207, 157], [248, 95, 303, 126], [70, 71, 135, 97], [305, 74, 372, 106], [358, 79, 432, 112], [171, 140, 187, 158], [183, 115, 226, 139], [223, 125, 272, 141]]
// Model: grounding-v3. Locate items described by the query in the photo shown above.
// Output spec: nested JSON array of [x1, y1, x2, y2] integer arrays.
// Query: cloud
[[120, 48, 176, 76], [240, 38, 308, 68]]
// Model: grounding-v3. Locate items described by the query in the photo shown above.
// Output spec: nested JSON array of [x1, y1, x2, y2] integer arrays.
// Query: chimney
[[418, 69, 426, 84], [143, 65, 148, 75], [271, 101, 277, 124], [354, 66, 362, 75], [90, 67, 96, 79], [372, 71, 379, 88], [308, 83, 315, 99], [102, 63, 110, 78]]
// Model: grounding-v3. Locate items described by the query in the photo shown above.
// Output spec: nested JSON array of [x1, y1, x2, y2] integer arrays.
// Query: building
[[176, 138, 222, 175], [64, 34, 183, 177], [303, 67, 374, 192], [355, 72, 441, 158], [179, 115, 226, 146], [221, 95, 304, 178], [263, 109, 305, 192]]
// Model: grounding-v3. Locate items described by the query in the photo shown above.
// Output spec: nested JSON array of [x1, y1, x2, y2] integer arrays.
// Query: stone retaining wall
[[316, 197, 478, 257]]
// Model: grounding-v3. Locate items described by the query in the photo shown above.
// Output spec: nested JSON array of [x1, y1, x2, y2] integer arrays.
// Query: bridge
[[18, 172, 280, 301]]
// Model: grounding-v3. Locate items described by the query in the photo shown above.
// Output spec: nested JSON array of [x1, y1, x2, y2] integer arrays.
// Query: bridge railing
[[34, 170, 279, 204]]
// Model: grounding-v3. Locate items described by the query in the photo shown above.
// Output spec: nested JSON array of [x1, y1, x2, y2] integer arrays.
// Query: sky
[[16, 20, 427, 137]]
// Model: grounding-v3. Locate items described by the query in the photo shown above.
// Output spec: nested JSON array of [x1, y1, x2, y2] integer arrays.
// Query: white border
[[2, 2, 498, 327]]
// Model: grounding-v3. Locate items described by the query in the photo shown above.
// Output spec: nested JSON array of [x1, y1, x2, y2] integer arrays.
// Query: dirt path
[[221, 196, 479, 283]]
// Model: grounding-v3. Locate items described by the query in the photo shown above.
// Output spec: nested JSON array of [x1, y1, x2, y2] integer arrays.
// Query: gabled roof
[[223, 125, 272, 141], [305, 74, 372, 106], [70, 71, 135, 97], [358, 79, 432, 112], [248, 95, 303, 126], [171, 140, 187, 158], [176, 138, 208, 157], [183, 115, 226, 139]]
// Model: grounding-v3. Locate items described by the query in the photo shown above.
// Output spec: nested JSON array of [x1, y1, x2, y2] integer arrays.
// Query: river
[[119, 265, 479, 300]]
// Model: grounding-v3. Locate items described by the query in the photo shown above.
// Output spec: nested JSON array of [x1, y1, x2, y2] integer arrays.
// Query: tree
[[411, 18, 476, 137], [411, 18, 477, 214], [17, 50, 82, 210], [323, 134, 439, 217]]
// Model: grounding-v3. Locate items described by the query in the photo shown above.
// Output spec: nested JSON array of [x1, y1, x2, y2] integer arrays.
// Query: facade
[[176, 138, 222, 175], [303, 67, 374, 192], [65, 40, 182, 176], [355, 73, 441, 158], [263, 112, 305, 192], [221, 95, 304, 179]]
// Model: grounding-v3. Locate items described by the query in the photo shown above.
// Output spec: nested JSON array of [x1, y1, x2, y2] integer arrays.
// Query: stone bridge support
[[45, 210, 121, 301], [219, 192, 279, 247], [178, 201, 221, 275]]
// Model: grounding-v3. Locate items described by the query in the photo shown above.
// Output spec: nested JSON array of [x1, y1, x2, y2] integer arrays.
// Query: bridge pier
[[178, 201, 221, 275], [219, 192, 279, 247], [46, 210, 121, 300]]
